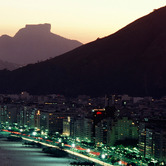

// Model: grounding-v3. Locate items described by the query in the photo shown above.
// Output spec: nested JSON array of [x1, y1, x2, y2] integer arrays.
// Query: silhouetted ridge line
[[0, 6, 166, 97]]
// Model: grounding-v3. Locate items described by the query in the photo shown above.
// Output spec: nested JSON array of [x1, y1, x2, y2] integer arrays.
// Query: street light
[[71, 143, 75, 159], [72, 143, 75, 148], [87, 149, 90, 153], [161, 162, 165, 165], [119, 161, 122, 165], [58, 139, 62, 143], [32, 131, 37, 136], [101, 154, 106, 159], [86, 149, 91, 163], [101, 154, 106, 166]]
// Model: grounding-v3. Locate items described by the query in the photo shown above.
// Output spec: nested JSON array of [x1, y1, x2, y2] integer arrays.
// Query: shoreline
[[0, 136, 76, 166]]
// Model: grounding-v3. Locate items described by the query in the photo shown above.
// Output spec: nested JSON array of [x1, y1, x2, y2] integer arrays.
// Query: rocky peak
[[14, 23, 51, 38], [25, 23, 51, 33]]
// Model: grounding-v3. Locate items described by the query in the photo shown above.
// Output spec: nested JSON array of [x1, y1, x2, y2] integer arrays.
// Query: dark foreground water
[[0, 138, 76, 166]]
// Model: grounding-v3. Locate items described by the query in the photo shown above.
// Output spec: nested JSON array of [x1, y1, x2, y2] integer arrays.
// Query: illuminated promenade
[[21, 136, 113, 166]]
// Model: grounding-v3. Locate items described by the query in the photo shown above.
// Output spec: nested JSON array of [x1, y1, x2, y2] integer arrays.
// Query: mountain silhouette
[[0, 23, 82, 65], [0, 6, 166, 97], [0, 59, 19, 70]]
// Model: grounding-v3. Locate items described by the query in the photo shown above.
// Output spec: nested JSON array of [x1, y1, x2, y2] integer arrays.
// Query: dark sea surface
[[0, 137, 75, 166]]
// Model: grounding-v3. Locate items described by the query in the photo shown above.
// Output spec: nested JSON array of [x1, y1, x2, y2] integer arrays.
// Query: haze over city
[[0, 0, 165, 43]]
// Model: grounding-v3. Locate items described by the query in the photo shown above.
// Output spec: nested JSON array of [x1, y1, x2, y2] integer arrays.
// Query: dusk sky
[[0, 0, 165, 43]]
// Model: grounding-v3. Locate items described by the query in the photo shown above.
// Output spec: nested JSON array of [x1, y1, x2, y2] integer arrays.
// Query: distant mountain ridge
[[0, 7, 166, 97], [0, 59, 19, 71], [0, 23, 82, 65]]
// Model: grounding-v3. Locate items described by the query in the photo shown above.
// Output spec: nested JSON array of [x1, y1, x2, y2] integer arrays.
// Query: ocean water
[[0, 138, 75, 166]]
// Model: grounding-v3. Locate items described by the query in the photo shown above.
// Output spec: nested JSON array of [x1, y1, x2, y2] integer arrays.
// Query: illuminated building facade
[[95, 118, 112, 145], [63, 116, 72, 136], [154, 128, 166, 162], [17, 107, 37, 128], [40, 111, 49, 133], [48, 112, 65, 134], [139, 119, 166, 162], [107, 117, 138, 146]]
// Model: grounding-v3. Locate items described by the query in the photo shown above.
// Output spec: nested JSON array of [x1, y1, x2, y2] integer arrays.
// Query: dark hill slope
[[0, 6, 166, 97]]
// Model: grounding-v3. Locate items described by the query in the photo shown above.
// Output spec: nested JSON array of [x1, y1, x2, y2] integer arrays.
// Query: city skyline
[[0, 0, 165, 43]]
